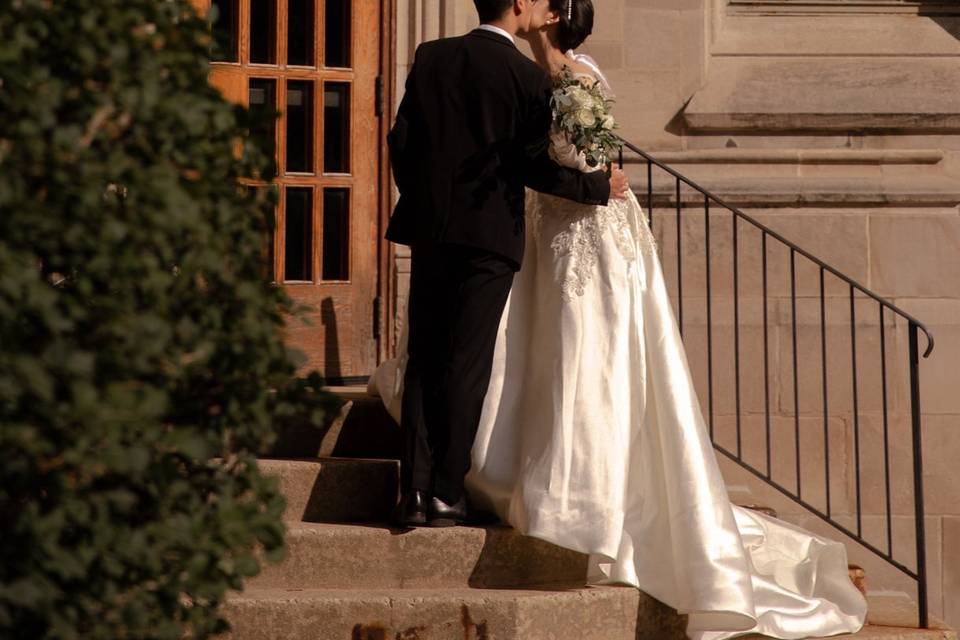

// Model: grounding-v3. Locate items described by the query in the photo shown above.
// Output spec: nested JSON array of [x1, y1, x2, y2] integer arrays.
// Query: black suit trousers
[[401, 242, 515, 504]]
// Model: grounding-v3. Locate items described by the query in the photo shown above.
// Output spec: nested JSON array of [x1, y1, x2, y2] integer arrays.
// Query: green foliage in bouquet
[[0, 1, 340, 638], [550, 67, 622, 168]]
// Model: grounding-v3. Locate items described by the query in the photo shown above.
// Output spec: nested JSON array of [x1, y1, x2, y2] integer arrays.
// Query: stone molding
[[712, 15, 960, 56], [728, 0, 960, 16], [645, 149, 945, 164], [684, 58, 960, 133], [621, 177, 960, 207]]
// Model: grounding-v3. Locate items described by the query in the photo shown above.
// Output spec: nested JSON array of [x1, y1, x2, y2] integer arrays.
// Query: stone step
[[222, 587, 953, 640], [257, 457, 398, 523], [866, 593, 954, 633], [265, 388, 400, 460], [267, 391, 400, 461], [259, 456, 782, 525], [325, 385, 373, 402], [256, 460, 869, 596], [843, 629, 956, 640], [248, 522, 588, 591], [222, 585, 681, 640]]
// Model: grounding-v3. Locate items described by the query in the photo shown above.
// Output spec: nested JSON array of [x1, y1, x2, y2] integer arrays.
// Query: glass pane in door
[[324, 0, 351, 68], [285, 187, 313, 281], [210, 0, 239, 62], [248, 78, 277, 160], [250, 0, 277, 64], [286, 80, 314, 173], [323, 82, 350, 173], [287, 0, 315, 66], [322, 188, 349, 280]]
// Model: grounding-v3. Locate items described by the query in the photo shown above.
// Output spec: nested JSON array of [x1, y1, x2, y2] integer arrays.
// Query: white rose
[[568, 86, 590, 107], [601, 114, 616, 130], [576, 109, 596, 127], [555, 91, 573, 109]]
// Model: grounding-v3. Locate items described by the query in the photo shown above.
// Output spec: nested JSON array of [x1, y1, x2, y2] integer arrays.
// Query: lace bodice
[[529, 189, 658, 302]]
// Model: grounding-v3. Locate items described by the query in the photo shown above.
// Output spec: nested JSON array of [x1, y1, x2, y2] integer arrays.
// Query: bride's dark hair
[[548, 0, 594, 52]]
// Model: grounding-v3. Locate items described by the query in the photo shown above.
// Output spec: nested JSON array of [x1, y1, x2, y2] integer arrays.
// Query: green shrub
[[0, 1, 339, 637]]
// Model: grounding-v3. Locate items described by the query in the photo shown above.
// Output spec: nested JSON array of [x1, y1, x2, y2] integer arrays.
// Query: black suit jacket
[[385, 29, 611, 268]]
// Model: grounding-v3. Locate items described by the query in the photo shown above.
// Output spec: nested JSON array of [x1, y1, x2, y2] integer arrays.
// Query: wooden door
[[193, 0, 385, 383]]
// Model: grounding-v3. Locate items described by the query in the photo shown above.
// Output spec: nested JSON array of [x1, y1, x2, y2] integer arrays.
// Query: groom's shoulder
[[506, 52, 553, 95], [468, 37, 551, 87], [416, 32, 479, 56], [411, 37, 445, 61], [512, 51, 551, 82], [409, 35, 462, 67], [415, 32, 550, 87]]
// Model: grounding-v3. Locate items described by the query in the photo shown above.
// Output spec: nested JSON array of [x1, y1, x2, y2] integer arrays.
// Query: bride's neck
[[527, 32, 569, 77]]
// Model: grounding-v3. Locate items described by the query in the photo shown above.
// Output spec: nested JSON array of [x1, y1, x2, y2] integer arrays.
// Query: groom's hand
[[609, 168, 630, 200]]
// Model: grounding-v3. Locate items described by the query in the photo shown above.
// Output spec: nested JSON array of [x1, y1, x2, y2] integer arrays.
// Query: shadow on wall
[[321, 297, 342, 382], [664, 97, 693, 140], [921, 9, 960, 41]]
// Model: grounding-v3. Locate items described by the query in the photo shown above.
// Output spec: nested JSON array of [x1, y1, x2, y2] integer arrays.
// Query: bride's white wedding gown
[[370, 55, 867, 640]]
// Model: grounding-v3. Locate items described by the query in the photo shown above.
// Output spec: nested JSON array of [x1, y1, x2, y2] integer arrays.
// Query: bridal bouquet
[[550, 67, 622, 169]]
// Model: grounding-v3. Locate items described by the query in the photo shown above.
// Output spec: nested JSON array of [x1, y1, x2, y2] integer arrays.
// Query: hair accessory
[[566, 0, 573, 21]]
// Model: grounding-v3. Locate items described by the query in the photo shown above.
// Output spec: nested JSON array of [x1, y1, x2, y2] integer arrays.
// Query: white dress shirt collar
[[476, 23, 516, 45]]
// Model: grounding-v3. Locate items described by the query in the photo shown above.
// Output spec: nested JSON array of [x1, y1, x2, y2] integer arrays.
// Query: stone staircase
[[221, 391, 957, 639]]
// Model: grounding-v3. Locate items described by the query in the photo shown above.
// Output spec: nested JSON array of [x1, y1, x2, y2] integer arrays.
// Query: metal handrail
[[618, 139, 935, 355], [617, 136, 935, 628]]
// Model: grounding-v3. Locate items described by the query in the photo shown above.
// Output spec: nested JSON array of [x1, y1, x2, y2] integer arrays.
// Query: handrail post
[[647, 160, 653, 231], [676, 178, 683, 337], [705, 196, 714, 439], [909, 322, 928, 629]]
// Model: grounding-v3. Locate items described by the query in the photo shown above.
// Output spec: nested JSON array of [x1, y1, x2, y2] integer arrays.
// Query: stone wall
[[391, 0, 960, 625], [675, 2, 960, 626]]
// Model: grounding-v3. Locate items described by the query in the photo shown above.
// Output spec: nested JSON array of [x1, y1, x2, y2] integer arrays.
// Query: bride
[[371, 0, 868, 638]]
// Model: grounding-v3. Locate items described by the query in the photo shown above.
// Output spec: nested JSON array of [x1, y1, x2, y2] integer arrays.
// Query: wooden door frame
[[199, 0, 396, 378]]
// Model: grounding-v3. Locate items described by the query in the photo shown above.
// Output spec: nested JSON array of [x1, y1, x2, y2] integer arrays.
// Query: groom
[[386, 0, 629, 527]]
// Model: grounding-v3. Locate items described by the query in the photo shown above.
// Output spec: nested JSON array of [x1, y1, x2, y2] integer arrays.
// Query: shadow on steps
[[265, 393, 401, 460]]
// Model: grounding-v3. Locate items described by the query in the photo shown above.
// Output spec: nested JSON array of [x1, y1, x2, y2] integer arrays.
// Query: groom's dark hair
[[473, 0, 514, 22]]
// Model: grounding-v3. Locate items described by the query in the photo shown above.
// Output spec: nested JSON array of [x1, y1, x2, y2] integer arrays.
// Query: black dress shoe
[[393, 489, 429, 527], [428, 494, 468, 527]]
